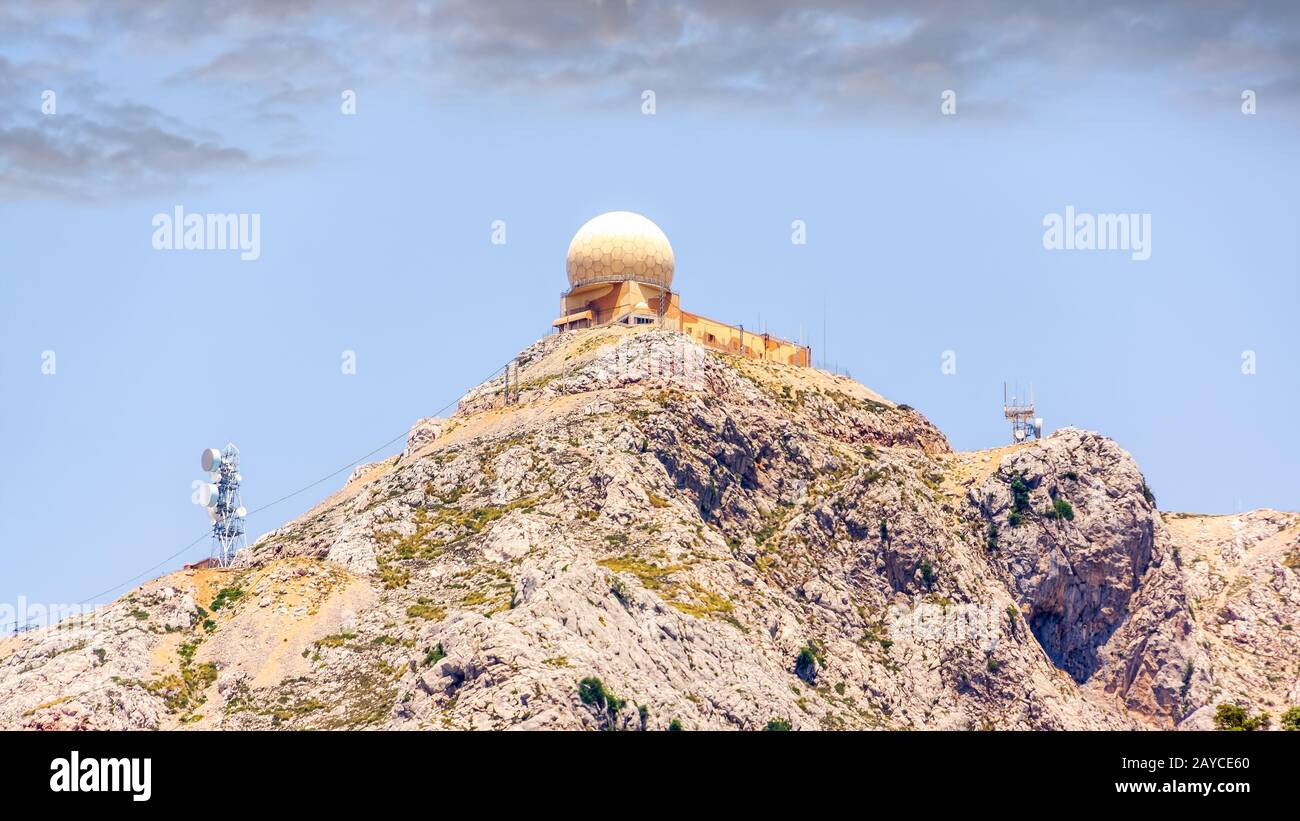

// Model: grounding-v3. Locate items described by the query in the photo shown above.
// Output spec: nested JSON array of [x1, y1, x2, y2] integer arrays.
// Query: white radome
[[566, 211, 674, 291]]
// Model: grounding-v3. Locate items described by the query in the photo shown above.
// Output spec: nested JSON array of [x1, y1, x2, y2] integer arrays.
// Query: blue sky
[[1, 1, 1298, 622]]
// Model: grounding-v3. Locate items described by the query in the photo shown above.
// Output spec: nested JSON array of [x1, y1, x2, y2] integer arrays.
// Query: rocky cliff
[[2, 326, 1296, 730]]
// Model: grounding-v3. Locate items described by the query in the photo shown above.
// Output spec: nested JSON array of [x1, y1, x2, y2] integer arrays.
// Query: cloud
[[2, 1, 1297, 200], [0, 63, 266, 201], [0, 118, 254, 202], [416, 0, 1300, 116]]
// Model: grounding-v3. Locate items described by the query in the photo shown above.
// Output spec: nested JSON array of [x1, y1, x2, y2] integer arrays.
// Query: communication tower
[[197, 443, 247, 566], [1003, 383, 1044, 444]]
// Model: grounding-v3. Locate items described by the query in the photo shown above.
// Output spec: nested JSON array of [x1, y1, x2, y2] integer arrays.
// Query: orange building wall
[[678, 310, 810, 367], [555, 281, 810, 367], [557, 281, 668, 327]]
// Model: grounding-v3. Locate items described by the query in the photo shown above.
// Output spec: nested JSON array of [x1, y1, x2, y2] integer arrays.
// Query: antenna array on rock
[[1003, 383, 1044, 444], [197, 443, 247, 566]]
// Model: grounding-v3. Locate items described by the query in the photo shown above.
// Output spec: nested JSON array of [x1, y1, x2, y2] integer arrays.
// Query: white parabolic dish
[[200, 482, 220, 507]]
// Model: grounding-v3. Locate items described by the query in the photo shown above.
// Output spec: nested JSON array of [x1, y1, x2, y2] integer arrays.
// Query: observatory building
[[553, 211, 812, 367]]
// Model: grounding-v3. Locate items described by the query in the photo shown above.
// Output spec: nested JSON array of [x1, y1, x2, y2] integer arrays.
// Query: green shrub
[[1213, 702, 1270, 731], [1008, 511, 1023, 528], [764, 718, 792, 731], [794, 642, 823, 684], [668, 718, 684, 731], [1010, 475, 1031, 513], [1051, 498, 1074, 520], [1281, 706, 1300, 731], [209, 586, 244, 611], [407, 600, 445, 621], [313, 630, 356, 649], [422, 643, 446, 667], [578, 676, 624, 724], [919, 559, 936, 589], [1180, 661, 1194, 700], [377, 562, 409, 589], [986, 523, 999, 552]]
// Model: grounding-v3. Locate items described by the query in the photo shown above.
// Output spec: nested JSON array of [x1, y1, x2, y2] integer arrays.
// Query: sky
[[1, 1, 1298, 625]]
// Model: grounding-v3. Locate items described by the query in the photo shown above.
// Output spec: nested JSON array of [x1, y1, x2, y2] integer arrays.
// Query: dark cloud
[[416, 0, 1300, 116], [0, 59, 271, 202], [0, 109, 256, 201], [2, 1, 1297, 200]]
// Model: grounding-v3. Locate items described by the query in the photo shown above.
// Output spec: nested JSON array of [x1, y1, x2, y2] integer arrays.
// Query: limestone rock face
[[0, 585, 194, 730], [1, 326, 1294, 731], [971, 429, 1159, 683], [1161, 509, 1300, 727], [404, 416, 445, 459]]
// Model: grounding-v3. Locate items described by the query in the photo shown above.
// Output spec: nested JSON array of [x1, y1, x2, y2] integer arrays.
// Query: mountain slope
[[2, 326, 1296, 730]]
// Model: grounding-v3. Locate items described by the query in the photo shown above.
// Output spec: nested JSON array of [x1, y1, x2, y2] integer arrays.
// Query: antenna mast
[[1002, 382, 1044, 444], [198, 443, 247, 566]]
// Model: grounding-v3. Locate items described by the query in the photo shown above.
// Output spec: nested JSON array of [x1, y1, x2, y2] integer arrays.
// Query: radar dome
[[566, 211, 674, 291]]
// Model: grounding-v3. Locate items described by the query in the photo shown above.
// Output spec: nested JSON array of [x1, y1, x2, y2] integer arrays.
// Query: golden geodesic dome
[[565, 211, 674, 291]]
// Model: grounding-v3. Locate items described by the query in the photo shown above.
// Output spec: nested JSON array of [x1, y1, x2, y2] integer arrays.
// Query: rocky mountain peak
[[2, 326, 1296, 730]]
